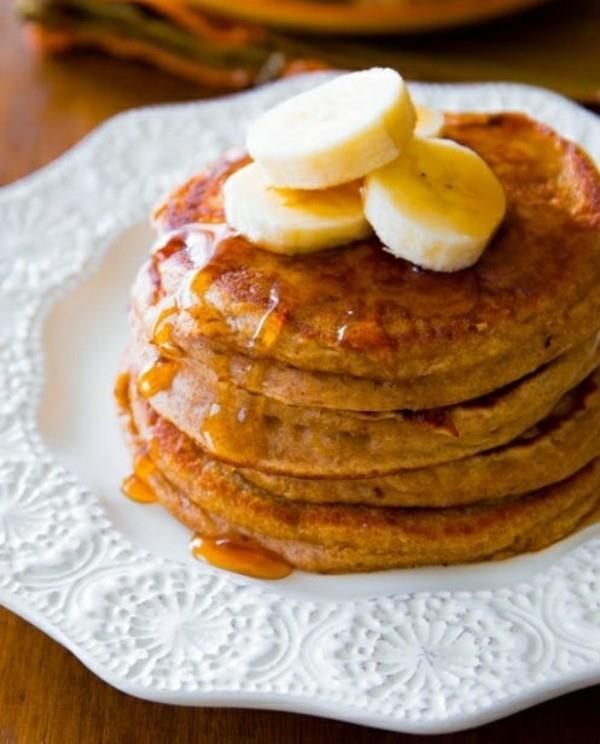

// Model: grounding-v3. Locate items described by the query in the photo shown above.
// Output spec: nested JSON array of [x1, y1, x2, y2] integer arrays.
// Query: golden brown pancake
[[128, 330, 599, 476], [117, 110, 600, 574], [240, 371, 600, 506], [124, 383, 600, 573], [149, 113, 600, 400], [133, 258, 600, 413], [147, 480, 600, 573]]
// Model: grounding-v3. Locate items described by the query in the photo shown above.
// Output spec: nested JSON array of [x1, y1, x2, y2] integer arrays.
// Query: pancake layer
[[150, 113, 600, 396], [129, 330, 599, 476], [124, 383, 600, 573]]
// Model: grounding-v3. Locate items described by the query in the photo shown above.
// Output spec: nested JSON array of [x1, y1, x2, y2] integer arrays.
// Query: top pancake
[[152, 113, 600, 382]]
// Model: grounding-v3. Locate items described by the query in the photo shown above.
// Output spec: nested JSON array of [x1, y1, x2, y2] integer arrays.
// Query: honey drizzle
[[151, 222, 293, 362], [147, 230, 188, 305], [134, 222, 299, 576], [190, 533, 292, 579], [137, 358, 179, 398], [152, 303, 182, 357], [121, 473, 157, 504], [249, 286, 284, 351], [149, 222, 233, 336], [162, 225, 288, 354], [114, 371, 130, 412], [134, 452, 159, 482], [240, 359, 266, 393]]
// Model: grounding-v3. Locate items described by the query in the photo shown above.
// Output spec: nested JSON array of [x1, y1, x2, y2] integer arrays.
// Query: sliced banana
[[224, 162, 371, 254], [247, 68, 416, 190], [415, 105, 445, 138], [364, 137, 506, 272]]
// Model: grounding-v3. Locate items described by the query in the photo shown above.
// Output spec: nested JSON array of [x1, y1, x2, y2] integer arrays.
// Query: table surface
[[2, 3, 599, 741]]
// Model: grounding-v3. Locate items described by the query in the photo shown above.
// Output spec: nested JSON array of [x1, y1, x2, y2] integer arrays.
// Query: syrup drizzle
[[137, 357, 179, 398], [249, 286, 283, 350], [150, 222, 295, 361], [190, 533, 292, 579], [151, 303, 181, 357], [195, 378, 268, 462], [150, 223, 230, 261], [162, 225, 288, 353], [124, 224, 300, 574], [136, 223, 298, 577], [121, 473, 157, 504], [134, 452, 158, 482], [114, 371, 130, 412], [240, 360, 266, 392]]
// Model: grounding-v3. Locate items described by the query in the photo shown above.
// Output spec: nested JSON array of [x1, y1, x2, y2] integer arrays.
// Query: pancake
[[117, 108, 600, 575], [241, 370, 600, 506], [128, 330, 599, 476], [125, 383, 600, 573], [146, 481, 600, 573], [149, 113, 600, 398], [133, 257, 599, 412]]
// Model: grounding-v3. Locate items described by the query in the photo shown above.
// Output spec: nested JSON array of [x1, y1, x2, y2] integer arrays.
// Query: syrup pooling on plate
[[190, 533, 292, 579]]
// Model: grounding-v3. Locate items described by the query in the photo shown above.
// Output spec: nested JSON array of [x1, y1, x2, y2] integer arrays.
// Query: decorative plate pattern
[[0, 75, 599, 734]]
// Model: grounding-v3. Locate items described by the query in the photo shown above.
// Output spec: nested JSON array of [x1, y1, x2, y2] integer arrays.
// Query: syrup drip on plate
[[190, 533, 292, 579], [137, 357, 179, 398]]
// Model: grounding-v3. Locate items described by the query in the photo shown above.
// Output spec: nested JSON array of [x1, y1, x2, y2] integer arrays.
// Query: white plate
[[1, 74, 599, 734]]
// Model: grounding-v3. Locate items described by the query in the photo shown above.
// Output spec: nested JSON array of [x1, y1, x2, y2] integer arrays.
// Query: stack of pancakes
[[119, 112, 600, 573]]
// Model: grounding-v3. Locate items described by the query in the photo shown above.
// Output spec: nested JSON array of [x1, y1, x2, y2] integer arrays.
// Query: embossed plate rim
[[1, 75, 599, 734]]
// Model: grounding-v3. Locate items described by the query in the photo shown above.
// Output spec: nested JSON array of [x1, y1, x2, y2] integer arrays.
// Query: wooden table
[[1, 3, 599, 741]]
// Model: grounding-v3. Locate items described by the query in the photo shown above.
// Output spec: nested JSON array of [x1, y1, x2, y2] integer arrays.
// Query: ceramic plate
[[1, 74, 599, 734]]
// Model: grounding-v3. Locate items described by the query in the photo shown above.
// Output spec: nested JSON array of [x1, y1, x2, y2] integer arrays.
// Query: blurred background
[[3, 0, 600, 185]]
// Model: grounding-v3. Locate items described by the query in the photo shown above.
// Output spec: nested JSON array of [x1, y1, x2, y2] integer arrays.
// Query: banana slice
[[224, 162, 371, 254], [247, 68, 416, 190], [364, 137, 506, 272], [415, 106, 445, 138]]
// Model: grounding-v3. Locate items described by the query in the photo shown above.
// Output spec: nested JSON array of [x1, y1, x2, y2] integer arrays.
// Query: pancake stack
[[118, 111, 600, 574]]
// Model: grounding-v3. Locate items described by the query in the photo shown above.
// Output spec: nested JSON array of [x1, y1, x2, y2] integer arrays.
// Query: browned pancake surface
[[151, 113, 600, 382], [117, 111, 600, 574], [124, 382, 600, 572]]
